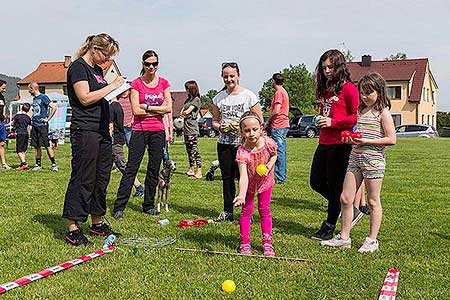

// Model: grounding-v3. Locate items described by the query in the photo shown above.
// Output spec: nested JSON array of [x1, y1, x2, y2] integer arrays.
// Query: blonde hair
[[75, 33, 120, 59]]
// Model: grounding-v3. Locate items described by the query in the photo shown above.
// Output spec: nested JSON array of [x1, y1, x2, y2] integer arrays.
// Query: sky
[[1, 0, 450, 111]]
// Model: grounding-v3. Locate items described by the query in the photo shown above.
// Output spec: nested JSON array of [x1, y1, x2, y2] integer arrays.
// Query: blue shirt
[[32, 94, 51, 127]]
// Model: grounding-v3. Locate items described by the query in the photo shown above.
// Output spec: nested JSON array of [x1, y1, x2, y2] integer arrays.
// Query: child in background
[[162, 112, 173, 163], [233, 111, 278, 256], [12, 103, 32, 170], [321, 72, 396, 253]]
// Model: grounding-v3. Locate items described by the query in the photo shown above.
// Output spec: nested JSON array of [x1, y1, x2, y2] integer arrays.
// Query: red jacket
[[318, 82, 359, 145]]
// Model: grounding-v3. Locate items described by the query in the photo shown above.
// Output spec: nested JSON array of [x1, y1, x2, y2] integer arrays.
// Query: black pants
[[113, 130, 165, 213], [63, 130, 112, 222], [310, 143, 352, 226], [217, 143, 239, 213]]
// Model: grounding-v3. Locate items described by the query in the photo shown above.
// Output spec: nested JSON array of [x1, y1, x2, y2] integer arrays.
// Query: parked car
[[198, 117, 218, 138], [287, 114, 319, 138], [395, 124, 438, 138]]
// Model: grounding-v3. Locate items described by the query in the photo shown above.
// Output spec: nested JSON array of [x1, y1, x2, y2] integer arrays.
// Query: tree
[[0, 73, 20, 114], [385, 52, 407, 60], [200, 89, 218, 110], [259, 64, 317, 115], [343, 49, 354, 62]]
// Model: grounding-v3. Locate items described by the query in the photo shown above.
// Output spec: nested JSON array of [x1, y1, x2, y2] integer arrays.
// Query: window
[[391, 114, 402, 126], [432, 115, 435, 126], [422, 114, 425, 124], [63, 85, 68, 95], [396, 125, 406, 133], [387, 86, 401, 99], [427, 88, 430, 102], [39, 86, 46, 94], [427, 115, 430, 125]]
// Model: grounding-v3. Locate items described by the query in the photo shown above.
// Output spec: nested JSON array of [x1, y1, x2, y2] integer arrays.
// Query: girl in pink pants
[[233, 111, 278, 256]]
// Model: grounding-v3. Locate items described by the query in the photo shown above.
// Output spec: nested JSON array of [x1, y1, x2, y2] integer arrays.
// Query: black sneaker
[[214, 211, 234, 222], [113, 210, 124, 220], [359, 205, 371, 215], [143, 208, 160, 216], [89, 223, 122, 237], [65, 228, 94, 246], [351, 206, 365, 228], [311, 220, 336, 241]]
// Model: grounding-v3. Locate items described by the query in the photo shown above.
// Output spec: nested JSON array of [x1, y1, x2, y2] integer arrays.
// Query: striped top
[[353, 111, 385, 154]]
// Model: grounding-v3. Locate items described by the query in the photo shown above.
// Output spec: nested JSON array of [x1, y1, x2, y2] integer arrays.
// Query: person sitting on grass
[[12, 103, 32, 170], [233, 111, 278, 257], [321, 72, 396, 253]]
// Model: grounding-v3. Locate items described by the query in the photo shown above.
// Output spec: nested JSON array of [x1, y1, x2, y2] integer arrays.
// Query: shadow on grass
[[431, 232, 450, 240], [272, 196, 324, 212], [181, 230, 239, 250], [170, 203, 219, 219], [32, 213, 67, 241], [272, 217, 316, 238]]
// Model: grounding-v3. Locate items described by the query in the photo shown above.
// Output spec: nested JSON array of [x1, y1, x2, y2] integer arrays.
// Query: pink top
[[162, 113, 172, 141], [270, 87, 290, 129], [131, 76, 170, 131], [118, 95, 133, 127], [236, 136, 278, 194]]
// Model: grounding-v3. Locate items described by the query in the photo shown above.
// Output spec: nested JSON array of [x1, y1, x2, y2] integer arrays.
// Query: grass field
[[0, 137, 449, 299]]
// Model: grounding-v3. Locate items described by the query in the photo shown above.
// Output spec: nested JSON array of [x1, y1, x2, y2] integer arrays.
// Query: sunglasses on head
[[221, 62, 238, 68], [143, 61, 159, 67]]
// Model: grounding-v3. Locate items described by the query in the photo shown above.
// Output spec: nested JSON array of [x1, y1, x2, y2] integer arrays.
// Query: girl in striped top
[[321, 72, 396, 253]]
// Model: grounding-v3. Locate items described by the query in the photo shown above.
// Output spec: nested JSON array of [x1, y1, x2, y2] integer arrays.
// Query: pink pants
[[240, 187, 273, 245]]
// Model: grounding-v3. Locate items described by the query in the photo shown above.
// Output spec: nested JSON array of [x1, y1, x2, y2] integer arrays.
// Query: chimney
[[64, 55, 72, 68], [361, 55, 372, 67]]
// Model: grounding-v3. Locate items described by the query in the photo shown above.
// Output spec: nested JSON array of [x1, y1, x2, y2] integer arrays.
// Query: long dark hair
[[315, 49, 351, 99], [358, 72, 391, 113], [140, 50, 159, 76], [184, 80, 200, 99]]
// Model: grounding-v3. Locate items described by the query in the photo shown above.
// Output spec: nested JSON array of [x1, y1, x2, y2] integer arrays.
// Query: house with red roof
[[17, 56, 121, 100], [348, 55, 438, 127]]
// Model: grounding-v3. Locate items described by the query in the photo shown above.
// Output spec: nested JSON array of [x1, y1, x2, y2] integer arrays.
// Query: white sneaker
[[51, 164, 58, 172], [1, 164, 11, 170], [320, 233, 351, 248], [358, 237, 379, 253], [32, 165, 42, 171]]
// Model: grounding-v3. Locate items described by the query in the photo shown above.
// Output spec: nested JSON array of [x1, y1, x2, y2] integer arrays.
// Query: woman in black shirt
[[63, 33, 124, 246]]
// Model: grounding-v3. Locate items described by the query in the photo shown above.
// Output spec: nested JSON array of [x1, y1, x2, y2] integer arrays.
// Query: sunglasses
[[143, 61, 159, 67], [221, 62, 238, 68]]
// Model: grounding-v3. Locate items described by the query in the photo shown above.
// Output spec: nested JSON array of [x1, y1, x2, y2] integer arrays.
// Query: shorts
[[347, 150, 385, 179], [0, 122, 6, 142], [16, 134, 29, 153], [31, 125, 50, 148]]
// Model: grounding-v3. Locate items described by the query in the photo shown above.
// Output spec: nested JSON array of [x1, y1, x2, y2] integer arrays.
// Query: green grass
[[0, 137, 449, 299]]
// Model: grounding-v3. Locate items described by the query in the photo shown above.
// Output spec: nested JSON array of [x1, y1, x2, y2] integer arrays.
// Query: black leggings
[[184, 134, 202, 168], [217, 143, 239, 213], [113, 130, 165, 213], [310, 143, 352, 226]]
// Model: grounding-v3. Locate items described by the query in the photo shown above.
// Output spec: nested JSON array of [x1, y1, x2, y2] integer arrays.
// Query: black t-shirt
[[13, 113, 31, 134], [0, 93, 5, 122], [109, 101, 125, 145], [67, 58, 109, 132]]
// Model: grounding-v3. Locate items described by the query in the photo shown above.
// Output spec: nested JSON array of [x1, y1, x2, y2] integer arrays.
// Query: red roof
[[347, 58, 429, 102], [17, 60, 114, 85], [171, 91, 188, 117], [199, 109, 209, 117]]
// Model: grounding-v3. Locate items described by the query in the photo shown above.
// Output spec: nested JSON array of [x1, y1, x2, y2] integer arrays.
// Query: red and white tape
[[378, 268, 400, 300], [0, 246, 115, 294]]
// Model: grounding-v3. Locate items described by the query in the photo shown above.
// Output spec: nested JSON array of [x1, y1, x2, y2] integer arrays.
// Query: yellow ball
[[256, 164, 268, 176], [222, 280, 236, 293]]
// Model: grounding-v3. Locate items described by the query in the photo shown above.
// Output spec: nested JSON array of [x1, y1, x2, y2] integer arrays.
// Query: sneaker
[[214, 211, 234, 222], [65, 228, 94, 246], [359, 205, 371, 215], [32, 165, 42, 171], [262, 243, 275, 257], [89, 222, 122, 237], [1, 164, 11, 170], [351, 206, 365, 228], [358, 237, 379, 253], [311, 220, 336, 241], [133, 185, 144, 197], [16, 164, 29, 170], [320, 233, 352, 248], [113, 210, 124, 220], [239, 244, 252, 255], [143, 208, 160, 216], [51, 164, 58, 172]]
